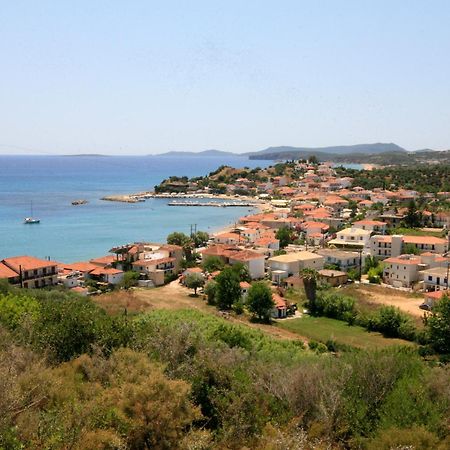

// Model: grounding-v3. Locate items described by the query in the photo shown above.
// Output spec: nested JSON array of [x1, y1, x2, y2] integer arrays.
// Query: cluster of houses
[[1, 162, 449, 314]]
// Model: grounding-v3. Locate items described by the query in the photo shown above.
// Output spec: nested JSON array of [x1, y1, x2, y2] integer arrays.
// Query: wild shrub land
[[0, 281, 449, 449]]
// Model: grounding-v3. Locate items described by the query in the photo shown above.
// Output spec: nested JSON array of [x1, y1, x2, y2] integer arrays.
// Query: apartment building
[[1, 256, 58, 288]]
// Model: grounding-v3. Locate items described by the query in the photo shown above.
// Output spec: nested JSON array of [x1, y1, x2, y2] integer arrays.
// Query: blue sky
[[1, 1, 449, 154]]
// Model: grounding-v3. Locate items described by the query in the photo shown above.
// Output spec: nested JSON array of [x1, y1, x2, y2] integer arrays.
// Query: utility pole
[[19, 264, 23, 288], [358, 249, 363, 281]]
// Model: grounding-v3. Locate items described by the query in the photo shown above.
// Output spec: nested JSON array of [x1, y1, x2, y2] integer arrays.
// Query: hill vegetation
[[0, 280, 449, 449]]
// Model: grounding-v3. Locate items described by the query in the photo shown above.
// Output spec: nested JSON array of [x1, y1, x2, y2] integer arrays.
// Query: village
[[1, 160, 449, 323]]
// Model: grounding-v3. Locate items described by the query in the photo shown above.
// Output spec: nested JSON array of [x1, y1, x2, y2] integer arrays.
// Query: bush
[[312, 291, 356, 322], [367, 306, 417, 341]]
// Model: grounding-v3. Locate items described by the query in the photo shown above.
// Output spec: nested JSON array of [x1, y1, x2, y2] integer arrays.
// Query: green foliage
[[426, 294, 450, 354], [118, 270, 139, 289], [347, 267, 361, 281], [184, 272, 205, 295], [191, 231, 209, 248], [312, 291, 356, 322], [246, 282, 274, 322], [204, 280, 217, 305], [231, 262, 251, 282], [215, 267, 242, 310], [202, 255, 225, 273], [0, 293, 40, 330], [275, 226, 293, 248], [367, 306, 417, 341], [367, 266, 383, 284]]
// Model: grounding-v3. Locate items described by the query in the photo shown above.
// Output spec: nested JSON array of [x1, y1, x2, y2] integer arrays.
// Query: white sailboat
[[24, 201, 40, 224]]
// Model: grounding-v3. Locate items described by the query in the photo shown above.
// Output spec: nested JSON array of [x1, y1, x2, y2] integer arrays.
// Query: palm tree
[[301, 268, 318, 311]]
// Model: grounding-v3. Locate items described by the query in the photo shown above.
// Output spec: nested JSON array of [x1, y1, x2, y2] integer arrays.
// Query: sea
[[0, 155, 270, 262]]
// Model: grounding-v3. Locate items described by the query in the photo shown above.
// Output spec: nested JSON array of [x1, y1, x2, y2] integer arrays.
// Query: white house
[[328, 227, 371, 248], [353, 219, 387, 235], [317, 248, 360, 271], [228, 250, 265, 279], [268, 251, 324, 283]]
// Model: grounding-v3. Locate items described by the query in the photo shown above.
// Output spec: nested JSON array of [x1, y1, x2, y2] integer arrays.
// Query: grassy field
[[277, 315, 415, 349]]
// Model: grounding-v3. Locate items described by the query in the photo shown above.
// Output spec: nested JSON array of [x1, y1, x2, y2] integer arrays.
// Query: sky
[[1, 1, 450, 155]]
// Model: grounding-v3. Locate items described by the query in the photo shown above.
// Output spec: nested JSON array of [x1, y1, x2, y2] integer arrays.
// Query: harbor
[[167, 200, 257, 207]]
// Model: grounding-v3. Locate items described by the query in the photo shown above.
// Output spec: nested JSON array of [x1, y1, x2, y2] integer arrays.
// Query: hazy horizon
[[1, 1, 450, 155]]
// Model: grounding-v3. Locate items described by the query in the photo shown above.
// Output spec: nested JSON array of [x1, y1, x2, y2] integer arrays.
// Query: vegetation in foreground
[[0, 281, 449, 449]]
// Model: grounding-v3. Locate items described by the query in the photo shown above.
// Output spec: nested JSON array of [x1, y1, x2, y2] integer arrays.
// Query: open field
[[277, 316, 415, 349], [95, 281, 307, 342], [341, 284, 425, 325]]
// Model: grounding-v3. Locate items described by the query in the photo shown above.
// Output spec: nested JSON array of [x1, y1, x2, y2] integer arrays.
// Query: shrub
[[367, 306, 417, 340], [313, 291, 356, 322]]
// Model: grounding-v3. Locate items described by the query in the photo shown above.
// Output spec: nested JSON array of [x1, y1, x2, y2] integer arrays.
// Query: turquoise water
[[0, 155, 268, 262]]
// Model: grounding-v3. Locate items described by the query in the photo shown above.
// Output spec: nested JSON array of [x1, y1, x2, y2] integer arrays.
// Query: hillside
[[245, 142, 406, 159]]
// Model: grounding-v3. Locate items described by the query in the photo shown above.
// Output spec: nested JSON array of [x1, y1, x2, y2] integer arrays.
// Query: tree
[[118, 271, 139, 289], [231, 262, 251, 282], [426, 294, 450, 354], [246, 282, 274, 322], [204, 280, 217, 305], [167, 232, 194, 261], [275, 227, 293, 248], [185, 272, 205, 296], [192, 231, 209, 248], [202, 256, 225, 273], [404, 243, 420, 255], [301, 269, 318, 310], [404, 199, 422, 228], [308, 155, 318, 165], [215, 267, 242, 310]]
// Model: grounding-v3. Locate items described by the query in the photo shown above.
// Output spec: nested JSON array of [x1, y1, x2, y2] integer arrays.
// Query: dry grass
[[340, 284, 426, 326]]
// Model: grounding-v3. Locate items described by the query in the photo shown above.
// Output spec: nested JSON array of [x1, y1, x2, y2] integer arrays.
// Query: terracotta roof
[[425, 290, 447, 300], [89, 255, 116, 266], [64, 262, 98, 273], [2, 256, 58, 272], [133, 257, 175, 266], [0, 262, 19, 279], [403, 235, 447, 245], [90, 267, 123, 276], [240, 281, 251, 289], [354, 219, 387, 226], [384, 256, 422, 265], [229, 249, 265, 261], [272, 293, 287, 309]]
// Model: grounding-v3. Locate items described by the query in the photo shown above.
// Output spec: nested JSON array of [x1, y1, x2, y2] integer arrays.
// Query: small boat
[[24, 217, 40, 224], [72, 199, 88, 205], [24, 201, 40, 224]]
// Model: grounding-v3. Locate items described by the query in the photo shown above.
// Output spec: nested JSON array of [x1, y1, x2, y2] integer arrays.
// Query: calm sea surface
[[0, 155, 269, 262]]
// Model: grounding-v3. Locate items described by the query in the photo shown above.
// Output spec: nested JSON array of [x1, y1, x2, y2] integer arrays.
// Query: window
[[428, 276, 432, 281]]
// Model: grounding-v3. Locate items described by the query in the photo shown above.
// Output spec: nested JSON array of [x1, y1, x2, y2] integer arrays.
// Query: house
[[228, 250, 265, 279], [214, 232, 242, 245], [240, 281, 251, 298], [0, 262, 20, 284], [421, 267, 449, 291], [422, 290, 448, 310], [353, 219, 387, 235], [317, 248, 360, 271], [370, 235, 448, 258], [318, 269, 348, 287], [131, 243, 183, 286], [268, 251, 324, 283], [328, 227, 371, 248], [200, 245, 265, 279], [272, 293, 287, 318], [282, 275, 303, 290], [382, 255, 424, 288], [1, 256, 58, 288], [89, 267, 124, 285]]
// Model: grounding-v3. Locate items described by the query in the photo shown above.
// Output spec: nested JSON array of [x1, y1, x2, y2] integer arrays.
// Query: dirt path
[[350, 285, 425, 318]]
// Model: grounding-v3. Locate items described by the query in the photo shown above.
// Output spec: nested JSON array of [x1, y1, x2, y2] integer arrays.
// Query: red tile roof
[[2, 256, 57, 273], [0, 262, 19, 279]]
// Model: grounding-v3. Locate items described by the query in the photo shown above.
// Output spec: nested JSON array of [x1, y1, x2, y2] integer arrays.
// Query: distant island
[[154, 149, 239, 158], [151, 143, 450, 165], [62, 153, 111, 157]]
